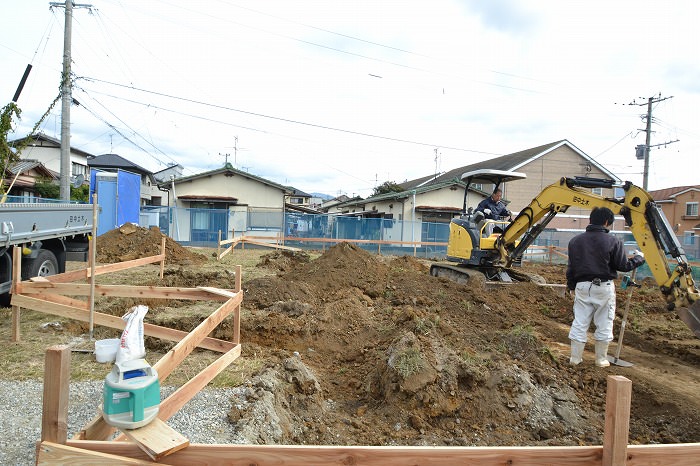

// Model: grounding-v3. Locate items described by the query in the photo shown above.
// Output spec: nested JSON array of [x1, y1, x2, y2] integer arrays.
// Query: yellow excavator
[[429, 169, 700, 337]]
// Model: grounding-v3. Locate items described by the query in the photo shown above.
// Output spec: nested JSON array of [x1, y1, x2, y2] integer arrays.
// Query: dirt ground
[[5, 224, 700, 447]]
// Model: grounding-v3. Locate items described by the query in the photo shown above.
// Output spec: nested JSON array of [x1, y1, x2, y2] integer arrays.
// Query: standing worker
[[566, 207, 645, 367]]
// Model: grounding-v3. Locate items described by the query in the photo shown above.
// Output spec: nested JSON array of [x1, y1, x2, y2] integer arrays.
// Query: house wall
[[21, 144, 89, 177], [173, 173, 286, 209], [503, 145, 616, 230], [658, 189, 700, 237]]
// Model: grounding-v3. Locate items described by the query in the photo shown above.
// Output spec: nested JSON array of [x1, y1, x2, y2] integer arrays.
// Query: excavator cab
[[440, 169, 526, 281]]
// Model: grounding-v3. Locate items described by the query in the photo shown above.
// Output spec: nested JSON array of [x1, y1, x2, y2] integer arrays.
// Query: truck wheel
[[22, 249, 59, 280]]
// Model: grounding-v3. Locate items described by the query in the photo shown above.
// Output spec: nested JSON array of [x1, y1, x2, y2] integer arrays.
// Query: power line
[[81, 76, 502, 156]]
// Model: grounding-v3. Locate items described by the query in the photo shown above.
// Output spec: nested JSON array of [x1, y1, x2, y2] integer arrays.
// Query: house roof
[[648, 185, 700, 202], [12, 132, 95, 159], [7, 159, 57, 179], [400, 140, 619, 190], [287, 187, 312, 198], [88, 154, 153, 176], [168, 162, 290, 193]]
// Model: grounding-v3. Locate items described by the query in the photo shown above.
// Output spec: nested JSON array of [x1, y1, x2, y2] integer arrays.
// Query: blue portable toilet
[[90, 169, 141, 236]]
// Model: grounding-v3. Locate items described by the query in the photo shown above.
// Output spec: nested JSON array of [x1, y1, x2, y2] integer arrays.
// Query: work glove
[[505, 210, 512, 216], [483, 209, 491, 215], [632, 249, 644, 259]]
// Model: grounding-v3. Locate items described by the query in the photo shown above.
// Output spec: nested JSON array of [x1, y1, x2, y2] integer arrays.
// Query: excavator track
[[429, 263, 546, 286]]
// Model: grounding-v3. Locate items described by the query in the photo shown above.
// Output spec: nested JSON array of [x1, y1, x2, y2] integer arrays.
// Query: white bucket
[[95, 338, 120, 363]]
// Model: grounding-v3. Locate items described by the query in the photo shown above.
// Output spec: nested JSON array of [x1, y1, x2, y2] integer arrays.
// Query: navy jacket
[[476, 196, 510, 219], [566, 224, 645, 290]]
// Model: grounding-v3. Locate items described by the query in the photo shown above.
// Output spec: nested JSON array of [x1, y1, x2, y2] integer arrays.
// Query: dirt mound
[[232, 242, 700, 446], [96, 223, 206, 266]]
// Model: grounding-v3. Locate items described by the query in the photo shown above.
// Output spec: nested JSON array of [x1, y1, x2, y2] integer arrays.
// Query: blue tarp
[[90, 169, 141, 236]]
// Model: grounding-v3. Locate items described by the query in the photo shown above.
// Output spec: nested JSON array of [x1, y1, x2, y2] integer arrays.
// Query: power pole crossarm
[[629, 94, 676, 190]]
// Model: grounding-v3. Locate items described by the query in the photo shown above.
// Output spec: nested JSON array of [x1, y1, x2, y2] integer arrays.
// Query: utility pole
[[50, 1, 92, 200], [629, 93, 677, 190]]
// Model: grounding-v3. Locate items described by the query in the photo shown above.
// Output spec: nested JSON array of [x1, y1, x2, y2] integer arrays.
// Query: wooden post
[[159, 236, 166, 279], [233, 265, 241, 345], [11, 245, 22, 342], [89, 194, 98, 339], [217, 230, 221, 259], [602, 375, 632, 466], [41, 345, 71, 444]]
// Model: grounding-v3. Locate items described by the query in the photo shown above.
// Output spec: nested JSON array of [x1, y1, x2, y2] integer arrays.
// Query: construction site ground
[[1, 224, 698, 448]]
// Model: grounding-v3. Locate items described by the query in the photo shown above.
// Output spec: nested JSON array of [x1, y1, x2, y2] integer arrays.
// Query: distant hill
[[310, 192, 333, 201]]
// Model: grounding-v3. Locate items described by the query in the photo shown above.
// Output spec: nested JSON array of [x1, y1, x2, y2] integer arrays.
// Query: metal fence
[[138, 205, 700, 270]]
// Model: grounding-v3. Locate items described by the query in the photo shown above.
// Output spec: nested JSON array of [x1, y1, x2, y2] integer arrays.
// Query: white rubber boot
[[595, 340, 610, 367], [569, 340, 585, 365]]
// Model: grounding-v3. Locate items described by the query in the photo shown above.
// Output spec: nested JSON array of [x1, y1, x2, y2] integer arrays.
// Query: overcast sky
[[2, 0, 698, 197]]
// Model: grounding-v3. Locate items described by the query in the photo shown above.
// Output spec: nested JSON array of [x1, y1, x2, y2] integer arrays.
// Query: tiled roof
[[648, 185, 700, 201]]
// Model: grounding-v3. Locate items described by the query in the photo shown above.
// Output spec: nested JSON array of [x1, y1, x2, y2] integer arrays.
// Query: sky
[[1, 0, 699, 198]]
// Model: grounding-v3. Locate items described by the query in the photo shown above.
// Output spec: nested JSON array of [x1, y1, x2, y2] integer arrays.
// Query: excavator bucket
[[677, 301, 700, 339]]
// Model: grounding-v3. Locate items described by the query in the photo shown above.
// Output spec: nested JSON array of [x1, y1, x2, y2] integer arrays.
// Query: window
[[71, 162, 88, 177], [685, 202, 698, 217], [591, 187, 603, 196], [684, 232, 696, 245]]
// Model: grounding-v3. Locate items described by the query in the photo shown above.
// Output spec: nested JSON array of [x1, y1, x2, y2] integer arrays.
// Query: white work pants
[[568, 280, 616, 343]]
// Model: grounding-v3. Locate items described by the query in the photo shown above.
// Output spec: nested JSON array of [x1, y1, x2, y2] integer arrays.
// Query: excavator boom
[[435, 173, 700, 337]]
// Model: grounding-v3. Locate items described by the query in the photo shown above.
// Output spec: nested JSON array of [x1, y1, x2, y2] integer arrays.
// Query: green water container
[[103, 359, 160, 430]]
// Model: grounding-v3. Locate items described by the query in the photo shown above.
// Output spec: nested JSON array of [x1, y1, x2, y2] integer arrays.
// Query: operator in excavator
[[475, 188, 511, 234], [566, 207, 646, 367]]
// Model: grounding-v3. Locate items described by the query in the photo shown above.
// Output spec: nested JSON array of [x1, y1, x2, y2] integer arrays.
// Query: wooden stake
[[602, 375, 632, 466], [160, 236, 166, 279], [11, 246, 22, 342], [41, 345, 71, 444], [89, 194, 97, 339]]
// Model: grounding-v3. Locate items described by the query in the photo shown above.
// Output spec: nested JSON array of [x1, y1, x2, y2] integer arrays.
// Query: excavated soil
[[59, 230, 700, 446]]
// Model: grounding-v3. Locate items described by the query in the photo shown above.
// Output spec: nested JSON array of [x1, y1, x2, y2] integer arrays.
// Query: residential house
[[649, 185, 700, 249], [285, 187, 313, 209], [11, 132, 91, 182], [345, 140, 620, 244], [87, 154, 163, 206], [2, 159, 57, 200], [162, 162, 290, 243]]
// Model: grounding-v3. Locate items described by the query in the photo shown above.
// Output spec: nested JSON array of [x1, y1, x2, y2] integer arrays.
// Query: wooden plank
[[34, 292, 90, 310], [11, 294, 235, 353], [157, 344, 241, 421], [88, 254, 166, 275], [152, 293, 242, 381], [240, 238, 301, 251], [41, 345, 71, 444], [37, 441, 154, 465], [81, 296, 242, 442], [197, 286, 237, 299], [120, 418, 189, 461], [61, 442, 697, 466], [603, 375, 632, 466], [21, 282, 233, 301]]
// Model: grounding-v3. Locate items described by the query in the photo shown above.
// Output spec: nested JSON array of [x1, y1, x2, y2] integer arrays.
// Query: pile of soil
[[222, 243, 699, 446], [96, 223, 206, 266], [79, 227, 700, 447]]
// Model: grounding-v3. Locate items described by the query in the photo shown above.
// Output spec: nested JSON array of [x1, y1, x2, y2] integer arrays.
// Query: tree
[[0, 103, 23, 194], [372, 181, 404, 197]]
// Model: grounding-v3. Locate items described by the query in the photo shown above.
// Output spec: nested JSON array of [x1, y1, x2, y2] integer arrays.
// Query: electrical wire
[[81, 76, 503, 156]]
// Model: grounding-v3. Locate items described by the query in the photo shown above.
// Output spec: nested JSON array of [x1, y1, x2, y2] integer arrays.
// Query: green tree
[[33, 179, 60, 199], [372, 181, 404, 196], [0, 103, 23, 194]]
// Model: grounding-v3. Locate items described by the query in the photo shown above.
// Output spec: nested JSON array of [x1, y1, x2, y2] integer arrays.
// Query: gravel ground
[[0, 380, 243, 466]]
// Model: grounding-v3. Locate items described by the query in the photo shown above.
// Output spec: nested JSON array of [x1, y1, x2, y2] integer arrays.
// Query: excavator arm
[[496, 177, 700, 337]]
